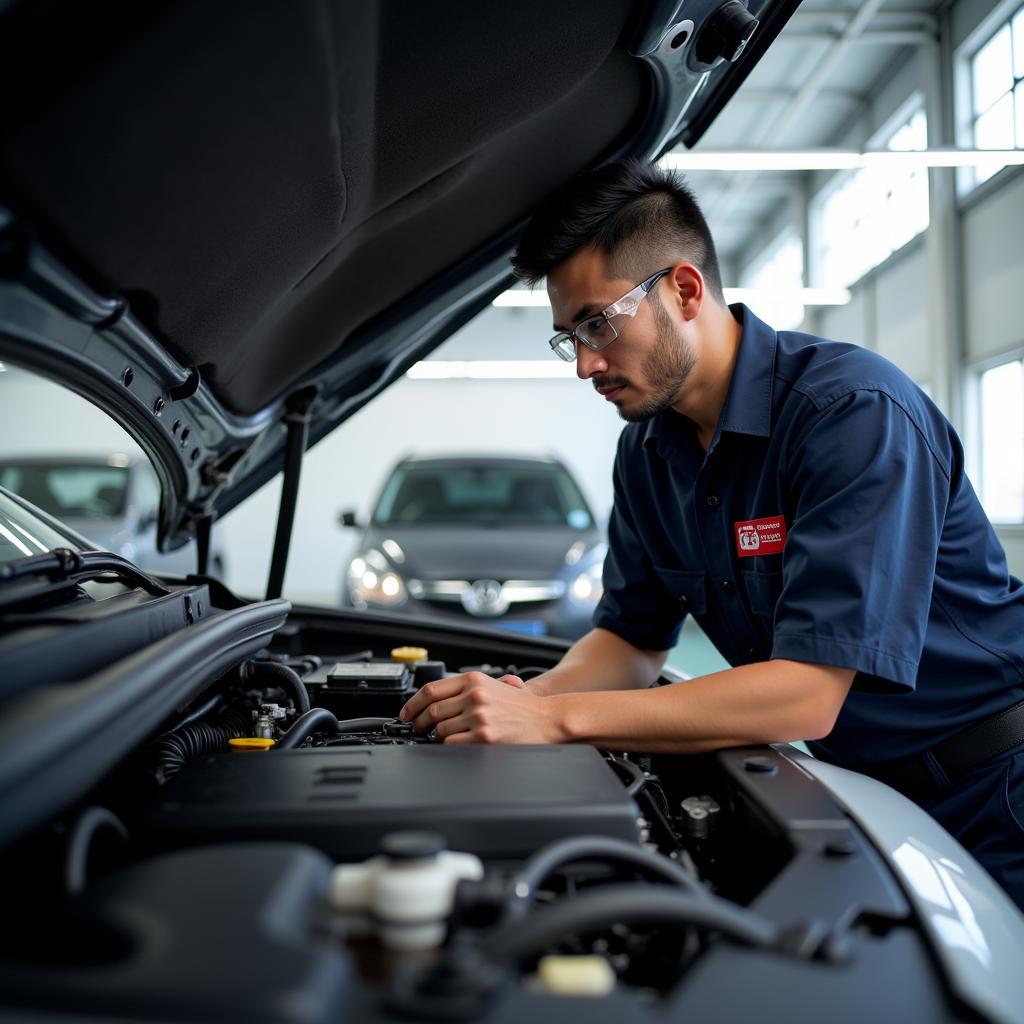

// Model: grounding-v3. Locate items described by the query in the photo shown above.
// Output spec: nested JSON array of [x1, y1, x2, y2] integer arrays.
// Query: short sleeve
[[771, 388, 951, 693], [593, 435, 683, 652]]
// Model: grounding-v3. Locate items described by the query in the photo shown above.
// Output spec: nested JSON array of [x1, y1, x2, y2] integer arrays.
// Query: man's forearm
[[527, 627, 668, 696], [544, 659, 855, 753]]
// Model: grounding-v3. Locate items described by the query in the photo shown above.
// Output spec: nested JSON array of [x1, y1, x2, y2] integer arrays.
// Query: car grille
[[408, 578, 565, 611]]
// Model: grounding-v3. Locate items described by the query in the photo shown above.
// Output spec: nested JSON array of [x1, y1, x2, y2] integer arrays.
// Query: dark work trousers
[[911, 744, 1024, 914]]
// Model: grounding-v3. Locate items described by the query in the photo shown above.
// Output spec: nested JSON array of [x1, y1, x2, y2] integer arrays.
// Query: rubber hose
[[486, 884, 779, 963], [275, 707, 342, 750], [335, 716, 395, 733], [151, 706, 251, 779], [175, 693, 222, 729], [65, 807, 129, 895], [505, 835, 706, 922], [245, 660, 310, 714]]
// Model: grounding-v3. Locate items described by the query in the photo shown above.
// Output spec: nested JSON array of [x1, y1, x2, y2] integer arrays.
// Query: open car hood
[[0, 0, 799, 550]]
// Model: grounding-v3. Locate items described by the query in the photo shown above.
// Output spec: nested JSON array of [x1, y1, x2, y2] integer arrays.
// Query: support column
[[921, 27, 963, 426]]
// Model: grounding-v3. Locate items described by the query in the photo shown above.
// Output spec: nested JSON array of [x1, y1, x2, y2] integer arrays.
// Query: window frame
[[955, 0, 1024, 196]]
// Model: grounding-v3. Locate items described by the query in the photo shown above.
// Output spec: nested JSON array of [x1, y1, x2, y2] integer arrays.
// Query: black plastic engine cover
[[143, 744, 641, 860], [0, 843, 353, 1023]]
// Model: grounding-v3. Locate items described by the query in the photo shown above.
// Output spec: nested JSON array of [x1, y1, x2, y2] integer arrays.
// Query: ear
[[668, 263, 704, 321]]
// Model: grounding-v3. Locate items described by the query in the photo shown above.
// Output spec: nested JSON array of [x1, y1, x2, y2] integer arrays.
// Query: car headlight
[[570, 559, 604, 604], [347, 549, 407, 607]]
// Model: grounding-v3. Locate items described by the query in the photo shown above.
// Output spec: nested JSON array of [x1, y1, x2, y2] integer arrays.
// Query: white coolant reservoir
[[328, 831, 483, 951]]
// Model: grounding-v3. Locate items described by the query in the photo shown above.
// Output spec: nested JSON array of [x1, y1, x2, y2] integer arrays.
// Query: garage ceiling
[[678, 0, 946, 272]]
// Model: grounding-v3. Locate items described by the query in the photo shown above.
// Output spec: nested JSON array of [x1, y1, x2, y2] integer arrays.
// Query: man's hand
[[398, 672, 567, 745]]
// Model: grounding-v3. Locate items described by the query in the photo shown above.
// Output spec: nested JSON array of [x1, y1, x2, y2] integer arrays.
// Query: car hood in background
[[0, 0, 799, 549], [360, 526, 603, 581]]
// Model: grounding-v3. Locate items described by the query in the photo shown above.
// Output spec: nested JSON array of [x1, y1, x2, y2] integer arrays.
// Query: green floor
[[665, 617, 730, 678]]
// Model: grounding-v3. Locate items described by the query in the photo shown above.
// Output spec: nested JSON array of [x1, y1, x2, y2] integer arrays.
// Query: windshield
[[373, 462, 594, 528], [0, 489, 81, 564], [0, 463, 129, 520]]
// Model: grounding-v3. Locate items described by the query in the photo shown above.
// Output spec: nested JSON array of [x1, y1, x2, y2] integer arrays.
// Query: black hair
[[511, 159, 725, 303]]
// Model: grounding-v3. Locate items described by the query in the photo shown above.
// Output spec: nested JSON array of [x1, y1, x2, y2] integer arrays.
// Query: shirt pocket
[[741, 569, 784, 621], [653, 566, 708, 616]]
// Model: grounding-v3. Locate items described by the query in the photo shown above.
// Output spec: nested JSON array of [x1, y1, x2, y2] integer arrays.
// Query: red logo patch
[[734, 516, 787, 558]]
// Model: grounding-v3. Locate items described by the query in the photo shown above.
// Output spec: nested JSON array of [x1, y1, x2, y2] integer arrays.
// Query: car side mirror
[[338, 509, 360, 528]]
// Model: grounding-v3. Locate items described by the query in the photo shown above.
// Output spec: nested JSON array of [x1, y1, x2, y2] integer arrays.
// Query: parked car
[[0, 454, 225, 576], [340, 454, 605, 639], [1, 3, 1022, 1024]]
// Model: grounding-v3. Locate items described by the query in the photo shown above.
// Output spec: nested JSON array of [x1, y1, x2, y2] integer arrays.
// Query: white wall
[[816, 287, 872, 349], [875, 248, 931, 381], [0, 367, 145, 458], [962, 170, 1024, 364]]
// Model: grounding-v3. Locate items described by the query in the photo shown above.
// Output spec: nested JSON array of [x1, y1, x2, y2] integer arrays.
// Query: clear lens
[[577, 315, 617, 348], [550, 334, 576, 362]]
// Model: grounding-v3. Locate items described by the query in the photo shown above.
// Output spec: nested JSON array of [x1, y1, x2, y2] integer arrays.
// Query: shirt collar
[[643, 303, 777, 451]]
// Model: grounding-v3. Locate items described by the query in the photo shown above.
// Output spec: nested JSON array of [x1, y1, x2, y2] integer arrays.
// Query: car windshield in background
[[0, 463, 128, 520], [0, 489, 80, 563], [373, 463, 594, 528]]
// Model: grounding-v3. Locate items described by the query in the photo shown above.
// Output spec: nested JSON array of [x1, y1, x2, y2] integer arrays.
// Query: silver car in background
[[0, 455, 223, 576]]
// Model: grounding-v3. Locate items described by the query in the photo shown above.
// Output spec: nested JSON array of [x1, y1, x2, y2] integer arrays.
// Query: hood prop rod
[[194, 510, 214, 576], [265, 389, 317, 600]]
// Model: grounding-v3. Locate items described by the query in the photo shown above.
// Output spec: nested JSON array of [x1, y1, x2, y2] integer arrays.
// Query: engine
[[0, 632, 927, 1024]]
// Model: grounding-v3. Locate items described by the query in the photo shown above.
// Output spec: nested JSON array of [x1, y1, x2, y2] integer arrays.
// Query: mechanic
[[400, 159, 1024, 909]]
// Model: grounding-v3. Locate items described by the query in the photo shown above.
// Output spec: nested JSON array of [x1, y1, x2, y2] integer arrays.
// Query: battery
[[304, 660, 414, 717]]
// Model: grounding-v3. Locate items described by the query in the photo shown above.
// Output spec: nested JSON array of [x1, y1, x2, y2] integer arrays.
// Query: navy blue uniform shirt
[[594, 305, 1024, 766]]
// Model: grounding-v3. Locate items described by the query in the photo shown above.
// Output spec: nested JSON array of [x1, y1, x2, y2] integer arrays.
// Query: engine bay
[[0, 590, 964, 1023]]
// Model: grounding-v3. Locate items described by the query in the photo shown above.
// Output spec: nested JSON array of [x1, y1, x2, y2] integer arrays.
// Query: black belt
[[856, 698, 1024, 796]]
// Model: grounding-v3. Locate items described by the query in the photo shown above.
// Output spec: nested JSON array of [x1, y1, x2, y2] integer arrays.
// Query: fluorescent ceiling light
[[493, 287, 850, 309], [660, 148, 1024, 172], [724, 287, 850, 306], [491, 291, 550, 307], [407, 360, 576, 380]]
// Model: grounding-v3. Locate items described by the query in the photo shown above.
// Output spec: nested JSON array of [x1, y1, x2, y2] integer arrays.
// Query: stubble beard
[[616, 298, 696, 423]]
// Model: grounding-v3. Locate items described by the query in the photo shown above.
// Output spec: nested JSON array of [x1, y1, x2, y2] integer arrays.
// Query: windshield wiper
[[0, 547, 171, 612]]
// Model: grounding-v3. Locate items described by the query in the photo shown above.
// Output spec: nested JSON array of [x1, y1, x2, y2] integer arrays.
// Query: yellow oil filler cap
[[535, 955, 616, 996], [391, 646, 428, 664], [229, 737, 276, 752]]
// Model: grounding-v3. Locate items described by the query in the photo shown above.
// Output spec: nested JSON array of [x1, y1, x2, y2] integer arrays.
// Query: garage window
[[966, 5, 1024, 189], [977, 358, 1024, 523], [813, 105, 929, 289]]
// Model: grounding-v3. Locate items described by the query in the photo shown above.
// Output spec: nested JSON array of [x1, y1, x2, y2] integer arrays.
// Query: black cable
[[485, 884, 779, 964], [335, 716, 395, 733], [275, 707, 342, 750], [244, 659, 311, 714], [65, 807, 128, 895], [505, 835, 706, 922], [331, 650, 373, 664], [175, 693, 222, 730], [606, 754, 646, 797]]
